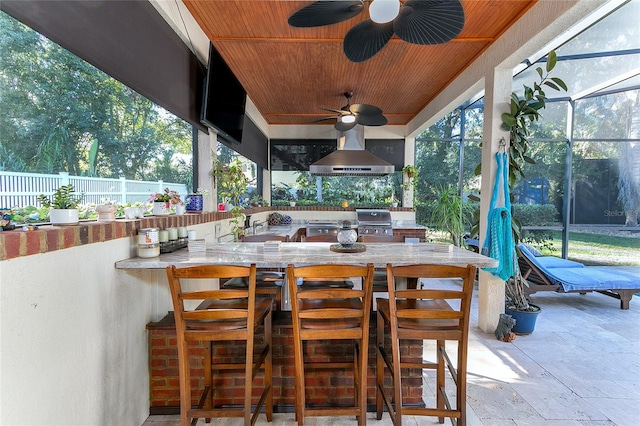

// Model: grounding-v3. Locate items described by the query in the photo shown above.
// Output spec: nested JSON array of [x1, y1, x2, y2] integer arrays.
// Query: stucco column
[[197, 130, 216, 212], [477, 67, 512, 333], [403, 136, 416, 208]]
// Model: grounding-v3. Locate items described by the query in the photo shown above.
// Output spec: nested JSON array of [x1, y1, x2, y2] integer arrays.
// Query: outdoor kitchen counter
[[115, 242, 497, 269]]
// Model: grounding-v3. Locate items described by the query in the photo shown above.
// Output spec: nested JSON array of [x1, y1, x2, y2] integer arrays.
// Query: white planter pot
[[96, 204, 116, 222], [153, 201, 171, 216], [50, 209, 79, 226], [175, 204, 186, 215]]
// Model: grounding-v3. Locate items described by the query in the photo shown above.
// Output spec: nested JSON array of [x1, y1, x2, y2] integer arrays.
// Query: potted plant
[[402, 165, 418, 190], [504, 262, 540, 334], [389, 193, 399, 208], [213, 158, 248, 240], [96, 198, 117, 222], [149, 188, 181, 216], [38, 184, 84, 225], [498, 50, 567, 333], [185, 188, 209, 212]]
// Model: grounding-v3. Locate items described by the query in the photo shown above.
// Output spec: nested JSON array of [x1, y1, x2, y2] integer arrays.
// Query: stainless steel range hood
[[309, 125, 394, 176]]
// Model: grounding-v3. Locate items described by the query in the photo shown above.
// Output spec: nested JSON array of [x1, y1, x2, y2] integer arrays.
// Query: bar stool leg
[[204, 342, 212, 423], [376, 312, 384, 421], [293, 332, 305, 424]]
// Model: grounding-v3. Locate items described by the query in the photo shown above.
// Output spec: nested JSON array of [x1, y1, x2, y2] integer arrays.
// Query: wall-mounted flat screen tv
[[200, 43, 246, 145]]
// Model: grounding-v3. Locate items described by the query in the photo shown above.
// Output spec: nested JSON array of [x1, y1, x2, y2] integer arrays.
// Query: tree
[[0, 11, 192, 184]]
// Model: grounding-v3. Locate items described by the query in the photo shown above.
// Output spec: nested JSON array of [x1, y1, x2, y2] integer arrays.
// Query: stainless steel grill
[[356, 209, 393, 237], [305, 221, 339, 238]]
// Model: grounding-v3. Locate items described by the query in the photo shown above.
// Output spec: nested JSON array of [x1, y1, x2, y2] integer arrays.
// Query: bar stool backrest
[[385, 263, 476, 334], [287, 263, 374, 332], [168, 264, 258, 334]]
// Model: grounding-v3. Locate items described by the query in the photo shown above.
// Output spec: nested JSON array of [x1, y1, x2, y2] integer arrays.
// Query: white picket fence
[[0, 171, 188, 208]]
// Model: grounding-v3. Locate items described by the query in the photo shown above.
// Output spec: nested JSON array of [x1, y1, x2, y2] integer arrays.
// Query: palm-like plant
[[428, 186, 473, 247]]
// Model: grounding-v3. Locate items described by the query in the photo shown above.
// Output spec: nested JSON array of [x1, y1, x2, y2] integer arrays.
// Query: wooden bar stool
[[223, 234, 288, 310], [166, 264, 273, 426], [287, 263, 375, 425], [376, 263, 477, 426]]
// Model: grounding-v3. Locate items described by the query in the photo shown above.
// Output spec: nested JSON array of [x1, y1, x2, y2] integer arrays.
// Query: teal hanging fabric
[[481, 151, 517, 280]]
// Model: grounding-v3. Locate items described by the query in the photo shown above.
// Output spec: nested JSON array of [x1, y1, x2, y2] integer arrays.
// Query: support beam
[[197, 130, 216, 212], [403, 136, 416, 208], [477, 67, 512, 333]]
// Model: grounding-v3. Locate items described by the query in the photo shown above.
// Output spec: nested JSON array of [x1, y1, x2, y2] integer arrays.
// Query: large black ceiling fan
[[288, 0, 465, 62], [313, 91, 387, 131]]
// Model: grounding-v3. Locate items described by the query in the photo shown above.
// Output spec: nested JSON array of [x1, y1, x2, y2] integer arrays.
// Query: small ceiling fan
[[288, 0, 465, 62], [313, 91, 387, 131]]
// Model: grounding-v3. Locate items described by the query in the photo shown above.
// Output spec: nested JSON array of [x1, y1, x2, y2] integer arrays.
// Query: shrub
[[512, 203, 559, 250]]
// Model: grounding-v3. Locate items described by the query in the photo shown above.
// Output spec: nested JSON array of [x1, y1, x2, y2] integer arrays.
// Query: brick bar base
[[147, 311, 424, 413]]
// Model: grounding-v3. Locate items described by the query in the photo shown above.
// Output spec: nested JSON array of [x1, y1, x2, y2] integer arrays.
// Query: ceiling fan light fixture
[[341, 114, 356, 124], [369, 0, 400, 24]]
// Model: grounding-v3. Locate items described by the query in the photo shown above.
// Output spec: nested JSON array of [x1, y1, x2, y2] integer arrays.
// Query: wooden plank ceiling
[[183, 0, 536, 127]]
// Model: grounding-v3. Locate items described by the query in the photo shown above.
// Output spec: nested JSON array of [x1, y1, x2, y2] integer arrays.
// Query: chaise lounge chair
[[517, 243, 640, 310]]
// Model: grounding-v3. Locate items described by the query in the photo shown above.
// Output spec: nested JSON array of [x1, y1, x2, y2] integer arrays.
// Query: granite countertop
[[115, 242, 497, 270]]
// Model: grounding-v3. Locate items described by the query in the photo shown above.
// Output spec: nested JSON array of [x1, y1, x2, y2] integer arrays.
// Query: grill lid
[[356, 209, 392, 225]]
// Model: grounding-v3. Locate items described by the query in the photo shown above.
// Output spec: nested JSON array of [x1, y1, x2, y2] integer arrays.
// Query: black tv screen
[[200, 43, 246, 145]]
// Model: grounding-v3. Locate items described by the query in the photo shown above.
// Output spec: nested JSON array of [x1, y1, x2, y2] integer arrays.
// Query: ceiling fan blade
[[288, 0, 365, 28], [311, 116, 338, 123], [349, 103, 383, 117], [356, 113, 388, 126], [320, 107, 348, 115], [343, 19, 394, 63], [393, 0, 465, 45], [335, 120, 358, 131]]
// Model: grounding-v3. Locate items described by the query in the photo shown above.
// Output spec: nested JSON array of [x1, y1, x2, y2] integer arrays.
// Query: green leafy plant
[[504, 51, 567, 311], [501, 51, 568, 189], [148, 187, 182, 204], [213, 158, 248, 240], [38, 184, 84, 209], [402, 165, 419, 190], [428, 185, 474, 247]]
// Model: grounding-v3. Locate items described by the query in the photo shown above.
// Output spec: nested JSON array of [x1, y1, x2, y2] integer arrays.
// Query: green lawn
[[541, 231, 640, 267]]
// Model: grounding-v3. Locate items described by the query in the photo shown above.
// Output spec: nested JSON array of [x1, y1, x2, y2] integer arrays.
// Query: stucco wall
[[0, 222, 215, 425]]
